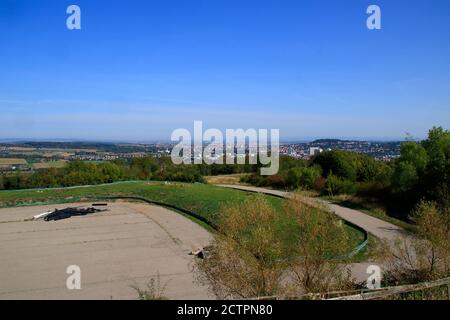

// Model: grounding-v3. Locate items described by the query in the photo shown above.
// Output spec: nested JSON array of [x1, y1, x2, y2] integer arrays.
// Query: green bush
[[390, 127, 449, 214], [287, 166, 322, 190], [312, 150, 358, 181], [326, 174, 357, 196]]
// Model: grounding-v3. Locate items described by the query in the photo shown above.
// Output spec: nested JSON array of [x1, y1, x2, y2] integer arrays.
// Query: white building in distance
[[309, 147, 323, 156]]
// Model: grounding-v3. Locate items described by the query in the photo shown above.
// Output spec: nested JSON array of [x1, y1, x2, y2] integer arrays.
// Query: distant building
[[309, 147, 323, 156]]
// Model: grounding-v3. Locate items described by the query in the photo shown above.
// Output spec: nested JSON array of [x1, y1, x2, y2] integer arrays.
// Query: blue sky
[[0, 0, 449, 141]]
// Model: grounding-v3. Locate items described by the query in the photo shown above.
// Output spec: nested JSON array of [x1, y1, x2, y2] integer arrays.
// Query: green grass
[[323, 194, 416, 233], [348, 233, 380, 263], [0, 181, 368, 260], [0, 181, 282, 224]]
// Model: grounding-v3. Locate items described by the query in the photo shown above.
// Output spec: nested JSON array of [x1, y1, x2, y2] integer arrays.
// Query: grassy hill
[[0, 181, 280, 221], [0, 181, 368, 260]]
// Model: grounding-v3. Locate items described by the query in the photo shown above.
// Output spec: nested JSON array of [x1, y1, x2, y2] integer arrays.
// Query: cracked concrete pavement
[[0, 201, 213, 300]]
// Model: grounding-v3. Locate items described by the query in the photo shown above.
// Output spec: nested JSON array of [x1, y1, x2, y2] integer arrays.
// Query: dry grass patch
[[0, 158, 27, 165], [204, 174, 249, 185]]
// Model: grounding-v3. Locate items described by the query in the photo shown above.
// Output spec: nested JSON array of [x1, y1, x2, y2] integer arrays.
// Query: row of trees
[[0, 156, 259, 190], [390, 127, 449, 213], [241, 152, 391, 196]]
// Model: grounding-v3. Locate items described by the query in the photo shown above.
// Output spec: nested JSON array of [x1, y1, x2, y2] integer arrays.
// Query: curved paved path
[[216, 184, 411, 283], [216, 184, 406, 240]]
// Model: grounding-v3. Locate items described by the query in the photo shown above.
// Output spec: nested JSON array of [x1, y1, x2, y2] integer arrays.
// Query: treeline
[[242, 127, 449, 219], [242, 152, 391, 196], [4, 141, 154, 153], [0, 157, 259, 190]]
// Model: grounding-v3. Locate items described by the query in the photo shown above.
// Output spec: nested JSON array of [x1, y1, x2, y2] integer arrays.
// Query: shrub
[[356, 181, 387, 198], [194, 195, 296, 298], [194, 195, 357, 298], [313, 176, 327, 192], [285, 196, 355, 294], [287, 166, 322, 190], [383, 201, 450, 286], [326, 174, 357, 196], [312, 150, 358, 181], [263, 174, 288, 189], [132, 273, 169, 300]]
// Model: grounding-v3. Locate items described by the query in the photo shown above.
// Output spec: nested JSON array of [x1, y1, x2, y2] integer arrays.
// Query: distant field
[[8, 147, 36, 151], [0, 158, 27, 165], [32, 160, 68, 169]]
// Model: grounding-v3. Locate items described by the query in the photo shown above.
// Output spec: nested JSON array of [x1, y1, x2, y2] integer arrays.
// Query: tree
[[412, 201, 449, 270], [194, 195, 294, 298], [383, 201, 449, 286], [312, 150, 358, 181], [357, 154, 390, 183], [98, 162, 122, 182], [391, 161, 419, 194], [286, 196, 355, 294], [421, 127, 450, 208], [287, 166, 322, 190], [390, 127, 449, 213]]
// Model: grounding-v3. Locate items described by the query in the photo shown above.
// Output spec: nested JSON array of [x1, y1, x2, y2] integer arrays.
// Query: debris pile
[[32, 205, 107, 222], [189, 246, 212, 259]]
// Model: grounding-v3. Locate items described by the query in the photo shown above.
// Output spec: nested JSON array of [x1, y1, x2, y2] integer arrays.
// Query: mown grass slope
[[0, 181, 367, 259], [0, 181, 282, 222]]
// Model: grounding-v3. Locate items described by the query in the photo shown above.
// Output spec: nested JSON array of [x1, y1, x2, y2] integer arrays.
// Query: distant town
[[0, 139, 402, 173], [280, 139, 401, 161]]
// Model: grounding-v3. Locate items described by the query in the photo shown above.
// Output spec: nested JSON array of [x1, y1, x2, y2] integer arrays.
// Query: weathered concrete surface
[[0, 202, 212, 300]]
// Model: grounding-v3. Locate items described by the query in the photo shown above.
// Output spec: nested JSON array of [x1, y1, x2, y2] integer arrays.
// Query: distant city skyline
[[1, 0, 449, 141]]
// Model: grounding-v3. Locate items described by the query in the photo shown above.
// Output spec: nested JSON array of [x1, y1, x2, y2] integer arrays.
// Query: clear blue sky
[[0, 0, 449, 141]]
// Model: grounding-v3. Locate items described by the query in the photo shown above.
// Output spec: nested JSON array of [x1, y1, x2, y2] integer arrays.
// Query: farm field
[[32, 160, 68, 170], [0, 158, 27, 165]]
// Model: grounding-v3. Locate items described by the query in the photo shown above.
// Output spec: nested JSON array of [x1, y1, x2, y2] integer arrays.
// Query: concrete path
[[0, 202, 213, 300]]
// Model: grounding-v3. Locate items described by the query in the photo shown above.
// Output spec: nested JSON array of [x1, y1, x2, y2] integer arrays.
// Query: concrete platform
[[0, 201, 213, 300]]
